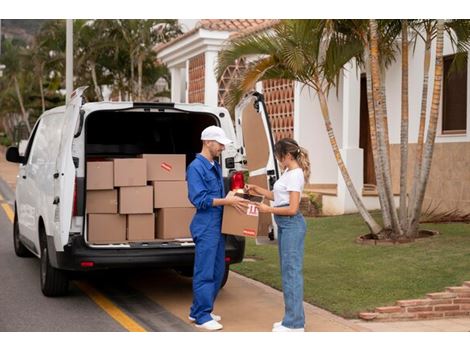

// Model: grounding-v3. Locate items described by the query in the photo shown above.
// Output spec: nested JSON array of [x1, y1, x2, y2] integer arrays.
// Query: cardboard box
[[127, 214, 155, 241], [221, 191, 264, 237], [119, 186, 154, 214], [153, 181, 193, 208], [86, 161, 114, 190], [156, 208, 196, 240], [114, 158, 147, 187], [141, 154, 186, 181], [87, 214, 126, 244], [86, 190, 118, 214]]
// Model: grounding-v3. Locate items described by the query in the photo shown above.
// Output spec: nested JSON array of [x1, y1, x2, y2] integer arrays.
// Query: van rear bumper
[[48, 234, 245, 271]]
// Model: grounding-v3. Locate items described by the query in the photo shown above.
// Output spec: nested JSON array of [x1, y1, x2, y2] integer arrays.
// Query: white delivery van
[[6, 88, 279, 296]]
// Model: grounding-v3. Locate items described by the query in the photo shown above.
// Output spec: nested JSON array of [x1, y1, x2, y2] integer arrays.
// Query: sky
[[1, 0, 467, 19]]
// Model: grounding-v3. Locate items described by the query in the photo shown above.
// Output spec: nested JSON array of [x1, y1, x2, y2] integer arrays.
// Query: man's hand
[[227, 195, 249, 214]]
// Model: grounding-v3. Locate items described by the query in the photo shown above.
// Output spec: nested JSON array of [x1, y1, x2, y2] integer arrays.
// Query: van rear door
[[53, 87, 87, 249], [234, 92, 279, 244]]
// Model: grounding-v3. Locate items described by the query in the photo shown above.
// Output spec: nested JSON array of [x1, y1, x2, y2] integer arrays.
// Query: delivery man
[[187, 125, 248, 331]]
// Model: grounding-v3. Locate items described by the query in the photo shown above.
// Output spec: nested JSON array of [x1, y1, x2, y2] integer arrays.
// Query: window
[[442, 53, 467, 134]]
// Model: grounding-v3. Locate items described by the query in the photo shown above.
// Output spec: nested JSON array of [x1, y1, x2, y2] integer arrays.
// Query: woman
[[245, 138, 310, 332]]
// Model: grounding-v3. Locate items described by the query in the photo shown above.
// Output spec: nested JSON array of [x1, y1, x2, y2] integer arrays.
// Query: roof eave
[[156, 29, 232, 68]]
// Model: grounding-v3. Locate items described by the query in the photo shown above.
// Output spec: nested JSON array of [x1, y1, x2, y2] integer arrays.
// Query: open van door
[[53, 87, 87, 249], [234, 92, 279, 244]]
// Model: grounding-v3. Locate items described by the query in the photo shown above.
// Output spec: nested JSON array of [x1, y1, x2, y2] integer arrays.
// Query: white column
[[185, 60, 190, 103], [204, 51, 219, 106], [293, 81, 302, 142], [170, 67, 181, 103], [337, 59, 364, 213]]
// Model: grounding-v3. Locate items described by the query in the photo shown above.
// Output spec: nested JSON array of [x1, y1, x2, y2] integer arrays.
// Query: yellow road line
[[1, 203, 14, 223], [0, 192, 145, 332], [74, 281, 147, 332]]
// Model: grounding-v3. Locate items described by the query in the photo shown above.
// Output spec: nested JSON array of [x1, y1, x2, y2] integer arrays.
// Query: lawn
[[230, 213, 470, 318]]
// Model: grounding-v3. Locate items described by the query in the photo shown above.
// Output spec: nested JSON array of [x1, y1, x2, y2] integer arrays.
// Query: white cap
[[201, 126, 232, 145]]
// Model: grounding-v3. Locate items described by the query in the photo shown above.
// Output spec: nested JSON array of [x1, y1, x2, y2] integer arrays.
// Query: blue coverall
[[187, 153, 226, 325]]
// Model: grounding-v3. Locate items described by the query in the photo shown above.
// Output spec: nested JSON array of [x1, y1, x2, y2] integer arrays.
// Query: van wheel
[[39, 229, 69, 297], [13, 213, 32, 257], [220, 264, 230, 289]]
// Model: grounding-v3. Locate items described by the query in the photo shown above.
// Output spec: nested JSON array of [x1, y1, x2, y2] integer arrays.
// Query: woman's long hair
[[274, 138, 311, 183]]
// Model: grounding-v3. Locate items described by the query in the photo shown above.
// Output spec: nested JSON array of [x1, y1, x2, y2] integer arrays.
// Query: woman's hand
[[254, 202, 271, 213], [244, 184, 259, 194]]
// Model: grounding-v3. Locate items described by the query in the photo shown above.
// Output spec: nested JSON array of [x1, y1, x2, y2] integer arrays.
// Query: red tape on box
[[243, 229, 256, 237], [160, 162, 172, 172]]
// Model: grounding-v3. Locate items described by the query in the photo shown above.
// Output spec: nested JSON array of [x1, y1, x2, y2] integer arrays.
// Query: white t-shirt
[[273, 168, 305, 206]]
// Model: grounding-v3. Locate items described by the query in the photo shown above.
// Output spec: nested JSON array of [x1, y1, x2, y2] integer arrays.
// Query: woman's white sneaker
[[189, 313, 221, 322], [272, 321, 283, 328], [195, 319, 223, 331], [272, 324, 304, 332]]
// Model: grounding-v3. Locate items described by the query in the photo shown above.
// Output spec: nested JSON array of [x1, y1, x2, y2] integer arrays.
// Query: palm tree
[[406, 19, 470, 236], [0, 38, 32, 133], [217, 20, 383, 235], [218, 19, 470, 241]]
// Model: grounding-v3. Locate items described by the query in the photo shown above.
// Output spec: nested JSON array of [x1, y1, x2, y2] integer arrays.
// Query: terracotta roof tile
[[198, 19, 271, 31], [155, 19, 274, 53]]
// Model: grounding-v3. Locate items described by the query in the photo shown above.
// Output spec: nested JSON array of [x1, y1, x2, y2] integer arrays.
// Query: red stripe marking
[[243, 229, 256, 237], [161, 162, 172, 172]]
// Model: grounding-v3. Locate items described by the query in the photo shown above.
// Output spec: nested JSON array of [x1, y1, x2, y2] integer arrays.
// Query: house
[[156, 19, 470, 216]]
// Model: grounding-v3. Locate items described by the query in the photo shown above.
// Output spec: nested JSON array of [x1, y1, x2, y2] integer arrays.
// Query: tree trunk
[[130, 54, 135, 100], [38, 64, 46, 112], [364, 52, 392, 230], [137, 56, 143, 101], [408, 26, 432, 222], [369, 19, 402, 238], [13, 75, 31, 133], [316, 80, 383, 236], [90, 62, 103, 101], [407, 20, 445, 237], [399, 20, 409, 233]]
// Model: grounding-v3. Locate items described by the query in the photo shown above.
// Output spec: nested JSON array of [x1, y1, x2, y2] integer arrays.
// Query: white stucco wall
[[295, 81, 343, 185]]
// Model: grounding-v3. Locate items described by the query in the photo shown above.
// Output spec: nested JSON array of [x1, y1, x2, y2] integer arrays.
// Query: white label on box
[[247, 204, 259, 216]]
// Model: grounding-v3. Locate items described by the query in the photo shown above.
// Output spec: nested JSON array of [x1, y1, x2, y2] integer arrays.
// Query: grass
[[231, 212, 470, 318]]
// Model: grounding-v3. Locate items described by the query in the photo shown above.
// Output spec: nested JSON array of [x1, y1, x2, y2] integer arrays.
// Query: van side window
[[29, 114, 65, 167], [22, 119, 42, 164]]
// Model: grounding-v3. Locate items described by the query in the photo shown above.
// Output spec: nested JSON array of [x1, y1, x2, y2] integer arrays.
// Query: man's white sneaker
[[272, 324, 304, 332], [195, 319, 223, 331], [272, 321, 283, 328], [189, 313, 221, 322]]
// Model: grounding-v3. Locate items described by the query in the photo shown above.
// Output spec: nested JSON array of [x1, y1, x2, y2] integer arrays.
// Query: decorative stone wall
[[188, 53, 205, 104], [263, 79, 295, 142], [389, 142, 470, 215]]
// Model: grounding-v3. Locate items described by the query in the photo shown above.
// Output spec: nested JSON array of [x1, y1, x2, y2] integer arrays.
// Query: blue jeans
[[274, 210, 306, 329]]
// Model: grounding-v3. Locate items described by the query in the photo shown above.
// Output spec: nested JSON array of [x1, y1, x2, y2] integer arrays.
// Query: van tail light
[[230, 171, 245, 192], [72, 177, 78, 217]]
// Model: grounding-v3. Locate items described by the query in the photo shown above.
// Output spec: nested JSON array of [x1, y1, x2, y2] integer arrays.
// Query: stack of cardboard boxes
[[86, 155, 195, 244]]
